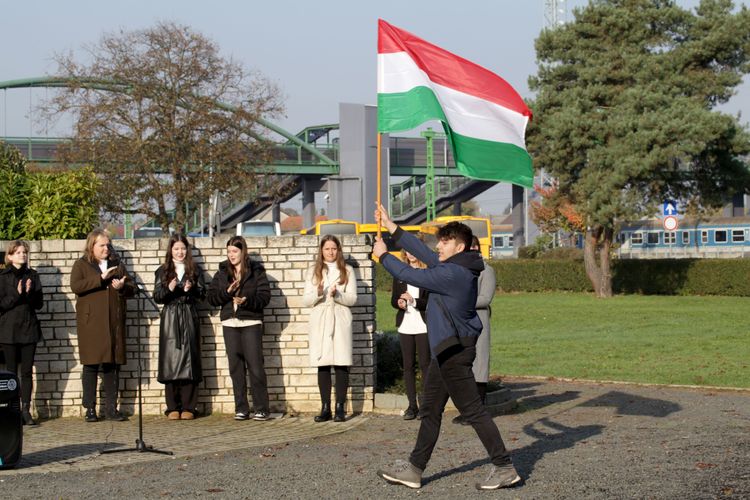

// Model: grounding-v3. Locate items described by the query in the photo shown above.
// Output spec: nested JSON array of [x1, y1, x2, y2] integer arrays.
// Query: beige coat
[[70, 257, 135, 365], [302, 264, 357, 366]]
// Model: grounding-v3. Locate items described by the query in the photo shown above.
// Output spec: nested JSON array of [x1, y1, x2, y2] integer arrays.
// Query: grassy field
[[375, 291, 750, 388]]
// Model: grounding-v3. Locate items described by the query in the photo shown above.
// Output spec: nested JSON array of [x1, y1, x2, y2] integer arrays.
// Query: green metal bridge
[[0, 77, 496, 229]]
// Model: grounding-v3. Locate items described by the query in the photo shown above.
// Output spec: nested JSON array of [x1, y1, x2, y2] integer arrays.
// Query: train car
[[617, 216, 750, 259]]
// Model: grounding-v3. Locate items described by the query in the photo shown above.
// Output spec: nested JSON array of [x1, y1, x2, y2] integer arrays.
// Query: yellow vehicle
[[419, 216, 492, 258], [359, 223, 421, 262], [300, 219, 359, 236]]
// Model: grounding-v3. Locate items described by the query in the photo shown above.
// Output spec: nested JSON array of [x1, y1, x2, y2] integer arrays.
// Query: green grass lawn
[[375, 291, 750, 388]]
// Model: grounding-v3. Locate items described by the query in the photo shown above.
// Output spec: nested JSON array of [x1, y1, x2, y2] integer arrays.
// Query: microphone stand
[[102, 282, 172, 456]]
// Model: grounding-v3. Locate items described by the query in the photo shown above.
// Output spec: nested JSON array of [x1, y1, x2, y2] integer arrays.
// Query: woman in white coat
[[302, 235, 357, 422]]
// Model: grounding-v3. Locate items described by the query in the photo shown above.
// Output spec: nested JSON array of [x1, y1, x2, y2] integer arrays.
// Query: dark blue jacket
[[381, 227, 484, 358]]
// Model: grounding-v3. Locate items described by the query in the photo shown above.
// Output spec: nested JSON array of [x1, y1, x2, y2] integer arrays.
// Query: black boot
[[333, 402, 346, 422], [314, 402, 332, 422], [22, 404, 37, 426]]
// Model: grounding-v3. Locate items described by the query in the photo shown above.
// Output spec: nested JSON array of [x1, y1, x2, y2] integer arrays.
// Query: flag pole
[[377, 132, 382, 238]]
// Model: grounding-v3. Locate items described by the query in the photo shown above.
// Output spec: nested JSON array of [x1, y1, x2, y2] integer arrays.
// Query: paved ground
[[2, 377, 748, 499]]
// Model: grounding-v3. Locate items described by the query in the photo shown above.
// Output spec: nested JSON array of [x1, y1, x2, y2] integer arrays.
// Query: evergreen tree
[[528, 0, 750, 297]]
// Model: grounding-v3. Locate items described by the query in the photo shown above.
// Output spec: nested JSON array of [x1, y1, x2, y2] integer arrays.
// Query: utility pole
[[544, 0, 567, 28]]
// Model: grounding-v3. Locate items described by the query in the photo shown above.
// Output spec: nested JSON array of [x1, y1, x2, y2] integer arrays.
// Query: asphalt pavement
[[2, 377, 748, 499]]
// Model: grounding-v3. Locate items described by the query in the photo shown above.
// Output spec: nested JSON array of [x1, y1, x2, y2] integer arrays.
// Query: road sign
[[663, 200, 678, 216], [663, 216, 678, 231]]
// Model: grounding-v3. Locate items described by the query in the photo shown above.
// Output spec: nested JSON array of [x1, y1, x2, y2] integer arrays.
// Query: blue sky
[[1, 0, 747, 215]]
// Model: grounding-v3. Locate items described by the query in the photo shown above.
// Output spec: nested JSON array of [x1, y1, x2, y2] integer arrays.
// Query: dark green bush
[[375, 332, 403, 392], [492, 259, 593, 292]]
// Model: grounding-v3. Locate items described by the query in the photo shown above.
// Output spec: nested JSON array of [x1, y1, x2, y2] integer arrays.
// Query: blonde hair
[[4, 240, 30, 266], [400, 248, 426, 268], [83, 229, 111, 263]]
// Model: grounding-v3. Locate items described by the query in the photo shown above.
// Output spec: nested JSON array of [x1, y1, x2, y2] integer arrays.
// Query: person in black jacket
[[0, 240, 43, 425], [207, 236, 272, 421], [391, 249, 430, 421], [153, 234, 206, 420]]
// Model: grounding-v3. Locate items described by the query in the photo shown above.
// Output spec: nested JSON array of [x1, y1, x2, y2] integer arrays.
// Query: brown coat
[[70, 256, 135, 365]]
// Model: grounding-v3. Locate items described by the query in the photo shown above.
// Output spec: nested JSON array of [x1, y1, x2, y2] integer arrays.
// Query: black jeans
[[399, 333, 430, 408], [1, 343, 36, 406], [164, 381, 199, 414], [409, 344, 511, 471], [223, 324, 269, 414], [82, 363, 119, 412]]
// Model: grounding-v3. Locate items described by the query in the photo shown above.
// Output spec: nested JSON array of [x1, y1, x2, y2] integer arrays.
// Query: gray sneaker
[[475, 463, 522, 490], [377, 459, 423, 489]]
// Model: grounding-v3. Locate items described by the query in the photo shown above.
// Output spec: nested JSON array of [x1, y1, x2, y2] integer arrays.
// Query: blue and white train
[[617, 217, 750, 259]]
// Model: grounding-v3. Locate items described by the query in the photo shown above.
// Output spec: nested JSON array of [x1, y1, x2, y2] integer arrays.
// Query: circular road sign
[[663, 216, 678, 231]]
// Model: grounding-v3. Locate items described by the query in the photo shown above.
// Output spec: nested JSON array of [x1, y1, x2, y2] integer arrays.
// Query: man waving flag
[[377, 19, 533, 188]]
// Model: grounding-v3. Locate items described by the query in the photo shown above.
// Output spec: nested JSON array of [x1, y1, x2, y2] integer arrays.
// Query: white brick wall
[[2, 236, 376, 418]]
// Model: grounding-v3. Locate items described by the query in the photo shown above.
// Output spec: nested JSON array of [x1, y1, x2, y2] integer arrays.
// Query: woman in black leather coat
[[153, 234, 205, 420]]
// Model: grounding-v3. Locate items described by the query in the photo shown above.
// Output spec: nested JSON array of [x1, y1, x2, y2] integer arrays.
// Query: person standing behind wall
[[453, 235, 496, 425], [302, 235, 358, 423], [0, 240, 44, 425], [70, 230, 135, 423], [154, 234, 206, 421], [391, 249, 430, 421], [208, 236, 272, 422]]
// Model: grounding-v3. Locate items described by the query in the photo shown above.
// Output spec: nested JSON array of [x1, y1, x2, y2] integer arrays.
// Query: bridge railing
[[390, 175, 472, 219]]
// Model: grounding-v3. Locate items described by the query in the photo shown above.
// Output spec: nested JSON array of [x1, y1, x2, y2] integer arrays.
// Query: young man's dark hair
[[436, 222, 473, 250]]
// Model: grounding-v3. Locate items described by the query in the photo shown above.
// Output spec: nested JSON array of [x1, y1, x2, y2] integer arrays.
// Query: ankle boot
[[22, 404, 37, 426], [314, 402, 332, 422], [333, 402, 346, 422]]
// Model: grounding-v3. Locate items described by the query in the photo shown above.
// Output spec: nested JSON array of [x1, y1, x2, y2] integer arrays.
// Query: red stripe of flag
[[378, 19, 531, 118]]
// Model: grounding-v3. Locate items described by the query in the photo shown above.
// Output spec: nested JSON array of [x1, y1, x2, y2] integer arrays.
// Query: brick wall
[[2, 235, 376, 418]]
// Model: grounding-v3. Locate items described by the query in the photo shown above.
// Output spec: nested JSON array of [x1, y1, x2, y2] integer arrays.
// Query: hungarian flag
[[377, 19, 533, 188]]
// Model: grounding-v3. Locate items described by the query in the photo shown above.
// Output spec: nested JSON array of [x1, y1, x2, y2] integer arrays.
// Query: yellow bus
[[300, 219, 359, 236], [359, 223, 421, 262], [419, 216, 492, 259]]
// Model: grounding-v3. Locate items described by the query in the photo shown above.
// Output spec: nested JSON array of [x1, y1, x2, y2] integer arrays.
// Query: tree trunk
[[583, 225, 614, 298]]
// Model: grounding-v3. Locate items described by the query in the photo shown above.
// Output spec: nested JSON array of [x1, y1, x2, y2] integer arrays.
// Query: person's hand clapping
[[232, 296, 247, 306], [16, 280, 23, 295], [328, 284, 337, 297], [101, 266, 118, 280], [397, 297, 407, 310], [25, 279, 32, 293], [111, 277, 125, 290], [227, 279, 240, 294], [183, 280, 193, 292], [168, 277, 179, 292]]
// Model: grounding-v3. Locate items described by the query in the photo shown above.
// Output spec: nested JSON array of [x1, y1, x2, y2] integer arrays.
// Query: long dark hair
[[161, 233, 197, 285], [226, 235, 248, 282], [313, 235, 348, 286]]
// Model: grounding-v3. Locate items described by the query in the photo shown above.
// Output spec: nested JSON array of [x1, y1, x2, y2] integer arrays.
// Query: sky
[[1, 0, 748, 215]]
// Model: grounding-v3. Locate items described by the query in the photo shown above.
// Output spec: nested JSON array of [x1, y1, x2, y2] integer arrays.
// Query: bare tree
[[43, 22, 286, 234]]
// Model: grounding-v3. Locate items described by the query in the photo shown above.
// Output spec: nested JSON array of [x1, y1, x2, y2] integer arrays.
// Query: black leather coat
[[0, 265, 43, 344], [153, 265, 206, 383]]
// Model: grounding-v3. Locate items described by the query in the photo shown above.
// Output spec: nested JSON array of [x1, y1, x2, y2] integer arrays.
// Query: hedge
[[374, 258, 750, 296]]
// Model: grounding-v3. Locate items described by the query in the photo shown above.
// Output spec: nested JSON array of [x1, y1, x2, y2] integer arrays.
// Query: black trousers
[[82, 363, 119, 412], [223, 324, 269, 414], [409, 345, 511, 471], [164, 381, 199, 414], [317, 366, 349, 406], [1, 343, 36, 406], [399, 333, 430, 408]]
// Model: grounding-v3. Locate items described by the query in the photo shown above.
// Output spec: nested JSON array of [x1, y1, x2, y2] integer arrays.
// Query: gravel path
[[2, 377, 748, 499]]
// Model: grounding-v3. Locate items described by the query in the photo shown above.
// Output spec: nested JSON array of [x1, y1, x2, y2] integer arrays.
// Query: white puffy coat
[[302, 264, 358, 366]]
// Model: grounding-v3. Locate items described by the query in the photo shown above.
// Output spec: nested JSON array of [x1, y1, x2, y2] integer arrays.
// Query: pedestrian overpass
[[0, 77, 502, 233]]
